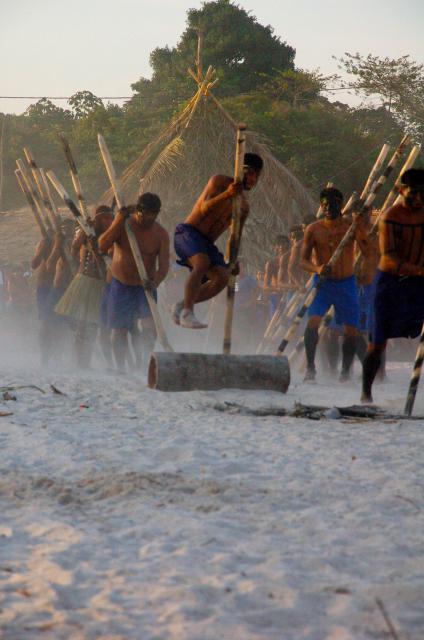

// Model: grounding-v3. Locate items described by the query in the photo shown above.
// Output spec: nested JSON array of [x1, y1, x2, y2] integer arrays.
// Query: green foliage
[[0, 2, 410, 213]]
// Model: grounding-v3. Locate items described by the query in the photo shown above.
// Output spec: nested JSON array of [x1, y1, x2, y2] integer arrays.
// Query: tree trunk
[[148, 352, 290, 393]]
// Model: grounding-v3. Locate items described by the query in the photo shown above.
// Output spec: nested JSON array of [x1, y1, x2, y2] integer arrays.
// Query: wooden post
[[222, 124, 247, 355], [97, 133, 173, 353], [0, 115, 5, 211]]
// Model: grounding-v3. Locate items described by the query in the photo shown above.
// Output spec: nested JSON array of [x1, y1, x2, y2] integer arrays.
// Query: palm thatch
[[101, 87, 315, 271]]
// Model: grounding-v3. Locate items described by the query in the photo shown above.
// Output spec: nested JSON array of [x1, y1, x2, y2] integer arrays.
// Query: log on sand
[[148, 352, 290, 393]]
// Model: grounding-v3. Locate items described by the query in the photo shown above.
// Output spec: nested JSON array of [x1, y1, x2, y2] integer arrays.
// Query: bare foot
[[180, 309, 208, 330]]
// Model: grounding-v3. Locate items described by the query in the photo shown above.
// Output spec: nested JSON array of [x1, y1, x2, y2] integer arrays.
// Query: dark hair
[[401, 168, 424, 187], [137, 192, 161, 213], [244, 153, 263, 172], [95, 205, 113, 217], [320, 187, 344, 202], [275, 234, 289, 245]]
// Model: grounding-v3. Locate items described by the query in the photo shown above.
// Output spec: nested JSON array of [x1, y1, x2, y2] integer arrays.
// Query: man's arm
[[199, 175, 242, 216], [71, 229, 86, 259], [288, 242, 302, 286], [45, 232, 63, 272], [154, 229, 170, 287], [300, 226, 321, 274], [354, 217, 372, 257], [31, 238, 51, 270], [379, 213, 424, 276], [98, 209, 128, 253]]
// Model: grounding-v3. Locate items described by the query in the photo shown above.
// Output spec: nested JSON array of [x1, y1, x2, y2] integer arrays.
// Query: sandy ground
[[0, 340, 423, 640]]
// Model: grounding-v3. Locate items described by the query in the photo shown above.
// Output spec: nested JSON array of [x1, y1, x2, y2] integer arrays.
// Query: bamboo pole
[[58, 132, 90, 220], [23, 147, 57, 233], [384, 144, 421, 210], [15, 169, 49, 239], [46, 169, 105, 278], [97, 133, 173, 353], [276, 134, 411, 355], [16, 159, 53, 236], [404, 325, 424, 416], [222, 124, 247, 355]]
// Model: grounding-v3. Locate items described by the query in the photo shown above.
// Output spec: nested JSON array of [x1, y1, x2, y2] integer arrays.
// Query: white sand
[[0, 350, 423, 639]]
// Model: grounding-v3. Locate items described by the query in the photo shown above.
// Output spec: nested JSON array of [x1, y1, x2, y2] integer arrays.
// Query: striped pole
[[46, 170, 98, 240], [15, 168, 49, 239], [222, 124, 247, 355], [58, 132, 90, 220], [23, 147, 57, 233], [97, 133, 173, 353], [16, 159, 53, 236], [385, 144, 421, 210], [404, 325, 424, 416], [276, 134, 411, 355]]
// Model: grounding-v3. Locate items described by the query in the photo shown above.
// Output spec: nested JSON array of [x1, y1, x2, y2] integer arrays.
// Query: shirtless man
[[301, 187, 371, 382], [172, 153, 263, 329], [98, 192, 169, 372], [287, 225, 306, 288], [264, 235, 290, 319], [362, 169, 424, 402]]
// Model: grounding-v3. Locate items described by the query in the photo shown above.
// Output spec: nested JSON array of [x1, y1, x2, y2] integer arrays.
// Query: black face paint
[[404, 186, 424, 209], [321, 196, 342, 219]]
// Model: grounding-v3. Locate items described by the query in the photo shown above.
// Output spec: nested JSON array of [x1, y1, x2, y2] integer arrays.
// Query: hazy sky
[[1, 0, 424, 115]]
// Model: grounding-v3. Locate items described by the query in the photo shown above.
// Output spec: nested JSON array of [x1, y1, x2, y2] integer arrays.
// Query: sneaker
[[171, 300, 184, 325], [180, 309, 208, 330], [303, 368, 316, 383]]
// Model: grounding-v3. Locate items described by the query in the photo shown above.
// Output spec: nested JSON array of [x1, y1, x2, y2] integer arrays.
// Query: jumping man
[[172, 153, 263, 329]]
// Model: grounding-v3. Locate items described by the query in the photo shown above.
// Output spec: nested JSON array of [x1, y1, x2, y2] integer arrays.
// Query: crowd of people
[[2, 156, 424, 404]]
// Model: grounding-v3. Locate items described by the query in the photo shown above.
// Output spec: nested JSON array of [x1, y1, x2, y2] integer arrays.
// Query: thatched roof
[[101, 86, 315, 269]]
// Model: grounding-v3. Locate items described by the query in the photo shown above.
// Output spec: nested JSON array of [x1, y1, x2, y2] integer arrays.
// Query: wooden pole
[[58, 132, 90, 220], [384, 144, 421, 210], [196, 29, 204, 81], [276, 134, 411, 355], [222, 124, 247, 355], [23, 147, 57, 233], [404, 324, 424, 416], [46, 169, 105, 279], [15, 169, 49, 239], [16, 159, 53, 236], [97, 133, 173, 353]]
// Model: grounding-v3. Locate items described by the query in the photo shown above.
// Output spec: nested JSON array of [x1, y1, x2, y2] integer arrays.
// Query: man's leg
[[340, 325, 359, 382], [304, 315, 322, 381], [322, 328, 340, 375], [362, 342, 387, 402], [112, 328, 129, 373], [193, 265, 229, 303]]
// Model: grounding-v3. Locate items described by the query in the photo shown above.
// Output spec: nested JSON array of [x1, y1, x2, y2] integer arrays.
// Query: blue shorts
[[99, 282, 111, 328], [372, 270, 424, 344], [308, 274, 359, 328], [108, 278, 156, 331], [358, 278, 377, 333], [174, 223, 226, 269]]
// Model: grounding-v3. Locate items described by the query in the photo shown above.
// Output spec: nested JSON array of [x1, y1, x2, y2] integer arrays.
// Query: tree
[[336, 53, 424, 135], [68, 91, 104, 118]]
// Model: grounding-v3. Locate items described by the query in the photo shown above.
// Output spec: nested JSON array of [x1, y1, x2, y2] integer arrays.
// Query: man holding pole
[[98, 192, 169, 372], [301, 187, 371, 382], [362, 169, 424, 403], [172, 153, 263, 329]]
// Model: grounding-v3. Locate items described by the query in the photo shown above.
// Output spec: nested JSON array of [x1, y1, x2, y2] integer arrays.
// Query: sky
[[1, 0, 424, 115]]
